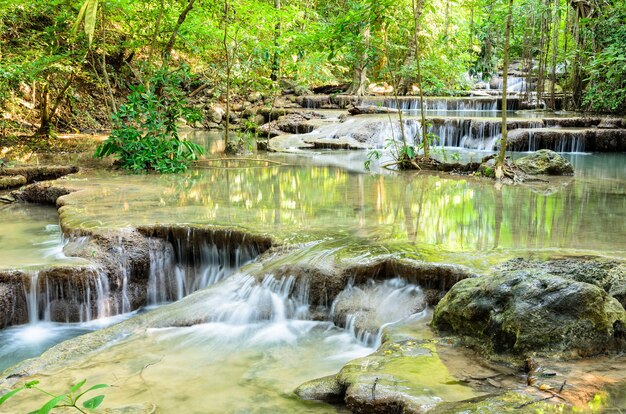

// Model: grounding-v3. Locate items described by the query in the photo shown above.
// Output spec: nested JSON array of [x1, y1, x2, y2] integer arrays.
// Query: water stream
[[0, 128, 624, 411]]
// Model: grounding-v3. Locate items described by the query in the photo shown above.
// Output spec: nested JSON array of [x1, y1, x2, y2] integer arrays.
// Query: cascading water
[[146, 233, 262, 305], [330, 278, 426, 347]]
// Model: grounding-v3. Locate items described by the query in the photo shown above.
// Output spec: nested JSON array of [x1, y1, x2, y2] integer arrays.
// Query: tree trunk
[[35, 75, 74, 137], [346, 25, 370, 96], [496, 0, 514, 175], [270, 0, 281, 82], [36, 83, 52, 137], [162, 0, 197, 61], [413, 0, 429, 158], [549, 0, 560, 110], [100, 7, 116, 113], [223, 0, 231, 149]]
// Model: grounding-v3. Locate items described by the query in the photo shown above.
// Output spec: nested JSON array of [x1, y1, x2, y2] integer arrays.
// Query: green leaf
[[82, 394, 105, 410], [69, 379, 87, 394], [0, 387, 25, 406], [37, 394, 68, 414]]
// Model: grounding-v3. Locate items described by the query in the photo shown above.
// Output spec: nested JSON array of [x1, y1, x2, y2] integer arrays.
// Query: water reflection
[[59, 160, 625, 259]]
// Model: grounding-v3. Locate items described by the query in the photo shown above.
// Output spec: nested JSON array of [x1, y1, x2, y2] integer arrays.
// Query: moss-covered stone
[[0, 175, 26, 190], [515, 149, 574, 175], [295, 375, 344, 402], [429, 391, 574, 414], [335, 339, 477, 413], [432, 270, 626, 357]]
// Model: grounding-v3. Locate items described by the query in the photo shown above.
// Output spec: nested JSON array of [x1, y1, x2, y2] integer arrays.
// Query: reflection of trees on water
[[72, 166, 625, 254]]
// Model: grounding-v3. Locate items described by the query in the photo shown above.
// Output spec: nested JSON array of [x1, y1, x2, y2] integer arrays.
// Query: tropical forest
[[0, 0, 625, 412]]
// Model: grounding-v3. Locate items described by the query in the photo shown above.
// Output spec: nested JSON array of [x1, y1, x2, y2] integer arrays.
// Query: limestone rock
[[515, 149, 574, 175], [432, 268, 626, 357], [0, 175, 26, 190], [295, 375, 344, 403], [205, 105, 224, 124]]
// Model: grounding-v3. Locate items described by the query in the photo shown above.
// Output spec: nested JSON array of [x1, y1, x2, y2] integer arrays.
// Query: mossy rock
[[432, 270, 626, 357], [429, 391, 574, 414], [515, 149, 574, 175]]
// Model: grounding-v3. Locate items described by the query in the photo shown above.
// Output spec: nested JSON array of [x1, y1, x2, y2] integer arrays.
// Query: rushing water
[[1, 128, 625, 411], [1, 274, 439, 412]]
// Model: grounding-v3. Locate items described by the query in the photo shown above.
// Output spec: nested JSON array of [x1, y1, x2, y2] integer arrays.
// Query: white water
[[331, 278, 426, 347]]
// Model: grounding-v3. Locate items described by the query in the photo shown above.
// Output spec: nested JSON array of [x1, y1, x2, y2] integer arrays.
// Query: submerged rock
[[515, 150, 574, 175], [432, 260, 626, 357], [295, 375, 344, 403]]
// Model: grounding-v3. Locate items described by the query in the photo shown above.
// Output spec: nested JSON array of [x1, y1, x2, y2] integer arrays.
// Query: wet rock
[[497, 257, 626, 308], [295, 375, 344, 403], [0, 165, 79, 183], [347, 105, 398, 115], [275, 113, 316, 134], [0, 175, 27, 190], [477, 157, 496, 178], [597, 118, 625, 129], [515, 150, 574, 175], [429, 392, 546, 414], [265, 254, 474, 309], [0, 194, 16, 204], [432, 266, 626, 357], [205, 105, 224, 124], [11, 182, 74, 205], [257, 123, 284, 138], [336, 337, 477, 414], [0, 271, 29, 326]]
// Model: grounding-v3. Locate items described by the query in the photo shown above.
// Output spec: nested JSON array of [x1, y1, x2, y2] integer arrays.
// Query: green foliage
[[94, 65, 204, 173], [0, 379, 108, 413], [364, 149, 382, 171], [582, 1, 626, 112], [71, 0, 100, 47]]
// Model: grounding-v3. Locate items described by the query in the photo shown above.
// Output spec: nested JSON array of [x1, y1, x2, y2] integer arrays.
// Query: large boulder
[[432, 267, 626, 357], [515, 149, 574, 175]]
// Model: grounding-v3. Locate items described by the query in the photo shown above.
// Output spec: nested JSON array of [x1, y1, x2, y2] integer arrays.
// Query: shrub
[[94, 65, 203, 173]]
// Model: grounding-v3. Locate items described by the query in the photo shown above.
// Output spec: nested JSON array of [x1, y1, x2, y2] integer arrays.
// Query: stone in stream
[[432, 257, 626, 358], [295, 375, 344, 403], [0, 175, 27, 190], [515, 149, 574, 175]]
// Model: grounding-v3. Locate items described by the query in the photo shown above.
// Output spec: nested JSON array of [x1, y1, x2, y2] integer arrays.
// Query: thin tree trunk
[[496, 0, 514, 174], [223, 0, 231, 149], [412, 0, 429, 158], [270, 0, 281, 82], [149, 0, 165, 61], [162, 0, 197, 61], [100, 8, 116, 113], [549, 0, 560, 110], [36, 75, 74, 137]]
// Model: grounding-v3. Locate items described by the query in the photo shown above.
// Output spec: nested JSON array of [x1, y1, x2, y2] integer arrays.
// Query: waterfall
[[330, 278, 426, 347], [146, 233, 261, 306]]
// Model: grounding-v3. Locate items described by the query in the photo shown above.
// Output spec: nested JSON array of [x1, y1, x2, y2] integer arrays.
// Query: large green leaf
[[71, 0, 99, 47], [0, 387, 25, 406]]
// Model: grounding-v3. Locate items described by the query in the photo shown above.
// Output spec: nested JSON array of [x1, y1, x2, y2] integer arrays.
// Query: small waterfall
[[210, 275, 310, 325], [146, 232, 261, 305], [26, 272, 40, 324], [21, 268, 114, 325], [330, 278, 426, 347]]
